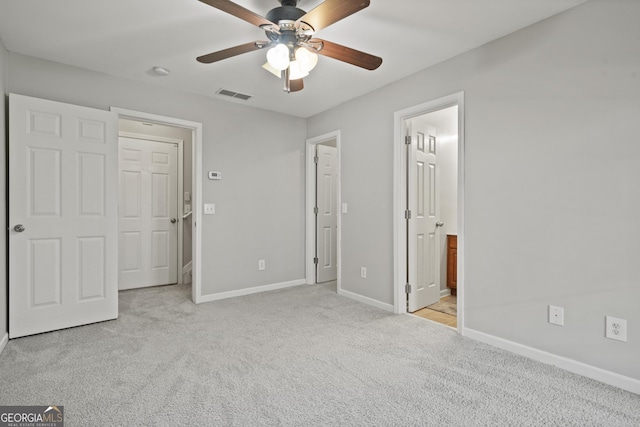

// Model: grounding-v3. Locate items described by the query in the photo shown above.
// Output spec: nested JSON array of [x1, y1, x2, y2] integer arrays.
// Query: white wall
[[308, 0, 640, 380], [7, 53, 307, 299], [0, 38, 7, 344]]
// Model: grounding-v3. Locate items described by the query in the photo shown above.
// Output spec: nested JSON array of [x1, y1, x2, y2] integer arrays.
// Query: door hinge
[[405, 283, 412, 294], [405, 135, 412, 145], [313, 257, 319, 265], [314, 207, 319, 215], [314, 156, 319, 164], [405, 209, 411, 220]]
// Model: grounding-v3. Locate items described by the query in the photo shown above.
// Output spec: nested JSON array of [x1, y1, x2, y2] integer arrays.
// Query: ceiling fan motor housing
[[265, 4, 308, 45], [266, 6, 306, 24]]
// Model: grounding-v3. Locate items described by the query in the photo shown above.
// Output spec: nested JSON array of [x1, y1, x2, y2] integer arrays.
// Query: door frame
[[111, 107, 203, 304], [118, 131, 184, 287], [393, 92, 465, 333], [305, 130, 341, 290]]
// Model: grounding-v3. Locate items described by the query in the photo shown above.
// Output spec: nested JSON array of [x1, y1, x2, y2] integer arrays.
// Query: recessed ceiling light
[[152, 66, 170, 76]]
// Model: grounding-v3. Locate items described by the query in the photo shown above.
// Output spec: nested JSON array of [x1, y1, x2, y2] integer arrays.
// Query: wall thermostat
[[208, 171, 222, 180]]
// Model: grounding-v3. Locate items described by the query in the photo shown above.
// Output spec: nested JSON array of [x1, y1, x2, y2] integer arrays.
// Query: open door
[[8, 94, 119, 338], [407, 118, 442, 312]]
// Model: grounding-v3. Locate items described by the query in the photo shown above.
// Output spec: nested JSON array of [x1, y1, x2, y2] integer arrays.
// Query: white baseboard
[[0, 333, 8, 355], [183, 260, 192, 274], [440, 288, 452, 298], [338, 289, 394, 313], [464, 328, 640, 396], [182, 261, 193, 284], [197, 279, 306, 303]]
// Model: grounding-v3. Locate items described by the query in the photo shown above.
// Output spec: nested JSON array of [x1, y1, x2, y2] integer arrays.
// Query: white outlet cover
[[606, 316, 627, 342], [549, 305, 564, 326], [204, 203, 215, 214]]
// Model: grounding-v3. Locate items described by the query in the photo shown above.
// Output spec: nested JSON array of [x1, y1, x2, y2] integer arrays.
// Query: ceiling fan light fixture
[[289, 60, 309, 80], [295, 47, 318, 73], [262, 61, 282, 78], [266, 44, 290, 71], [195, 0, 382, 92]]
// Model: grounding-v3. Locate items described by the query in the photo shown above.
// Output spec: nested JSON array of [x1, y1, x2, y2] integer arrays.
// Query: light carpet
[[1, 282, 639, 426]]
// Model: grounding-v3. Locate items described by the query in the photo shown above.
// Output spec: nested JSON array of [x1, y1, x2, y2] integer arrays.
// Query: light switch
[[342, 203, 348, 214], [204, 204, 215, 215]]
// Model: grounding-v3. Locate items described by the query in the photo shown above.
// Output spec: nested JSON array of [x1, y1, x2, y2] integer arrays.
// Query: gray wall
[[0, 39, 7, 341], [6, 53, 307, 298], [307, 0, 640, 380]]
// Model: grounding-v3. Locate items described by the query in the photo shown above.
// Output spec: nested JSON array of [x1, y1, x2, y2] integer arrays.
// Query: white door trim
[[110, 107, 203, 304], [118, 131, 184, 286], [305, 131, 341, 291], [393, 92, 465, 334]]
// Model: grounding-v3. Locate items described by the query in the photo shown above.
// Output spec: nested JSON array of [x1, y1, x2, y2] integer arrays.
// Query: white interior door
[[118, 137, 178, 290], [407, 120, 441, 312], [316, 145, 338, 283], [8, 94, 118, 338]]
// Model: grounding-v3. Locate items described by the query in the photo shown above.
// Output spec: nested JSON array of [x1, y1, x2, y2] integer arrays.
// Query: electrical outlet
[[549, 305, 564, 326], [360, 267, 367, 279], [258, 260, 266, 271], [605, 316, 627, 342], [203, 203, 215, 215]]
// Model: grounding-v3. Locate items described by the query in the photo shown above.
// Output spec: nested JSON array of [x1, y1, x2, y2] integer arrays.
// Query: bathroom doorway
[[393, 92, 464, 332]]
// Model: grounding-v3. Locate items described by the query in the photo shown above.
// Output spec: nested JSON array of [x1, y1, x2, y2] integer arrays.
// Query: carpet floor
[[1, 282, 639, 426]]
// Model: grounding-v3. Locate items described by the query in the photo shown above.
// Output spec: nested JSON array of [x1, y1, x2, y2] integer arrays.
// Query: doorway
[[112, 108, 203, 304], [408, 107, 459, 327], [305, 131, 341, 291], [393, 93, 465, 332], [6, 96, 203, 340]]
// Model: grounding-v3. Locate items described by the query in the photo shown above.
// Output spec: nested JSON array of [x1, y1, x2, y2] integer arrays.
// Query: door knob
[[436, 222, 444, 227], [13, 224, 26, 232], [170, 218, 177, 224]]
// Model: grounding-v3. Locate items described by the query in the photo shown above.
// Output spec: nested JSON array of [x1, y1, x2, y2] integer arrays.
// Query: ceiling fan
[[196, 0, 383, 93]]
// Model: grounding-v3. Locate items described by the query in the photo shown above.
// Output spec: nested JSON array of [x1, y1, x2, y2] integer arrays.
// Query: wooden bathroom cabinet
[[447, 234, 457, 296]]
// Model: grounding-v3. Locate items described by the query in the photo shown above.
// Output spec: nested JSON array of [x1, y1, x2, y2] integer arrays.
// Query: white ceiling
[[0, 0, 586, 118]]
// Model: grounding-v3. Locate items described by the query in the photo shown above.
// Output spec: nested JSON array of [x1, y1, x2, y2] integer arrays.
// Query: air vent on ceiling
[[216, 88, 252, 101]]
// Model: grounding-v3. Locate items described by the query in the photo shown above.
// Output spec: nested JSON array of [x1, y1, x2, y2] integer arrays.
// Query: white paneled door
[[316, 145, 338, 283], [8, 94, 119, 338], [118, 137, 178, 290], [407, 121, 441, 313]]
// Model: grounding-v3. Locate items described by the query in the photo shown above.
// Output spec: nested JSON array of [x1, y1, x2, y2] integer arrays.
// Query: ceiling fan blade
[[297, 0, 370, 33], [290, 79, 304, 92], [311, 39, 382, 70], [198, 0, 277, 29], [197, 41, 270, 64]]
